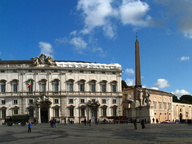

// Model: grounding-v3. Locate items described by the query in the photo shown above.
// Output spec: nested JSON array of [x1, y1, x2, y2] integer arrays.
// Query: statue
[[137, 87, 143, 106], [142, 88, 151, 106], [31, 54, 56, 66]]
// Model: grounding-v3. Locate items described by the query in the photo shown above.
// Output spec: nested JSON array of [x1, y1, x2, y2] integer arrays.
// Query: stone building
[[123, 87, 173, 123], [0, 54, 122, 124]]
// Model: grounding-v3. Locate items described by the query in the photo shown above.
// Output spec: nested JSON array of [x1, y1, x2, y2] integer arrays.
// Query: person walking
[[28, 121, 32, 133], [134, 119, 137, 129], [141, 119, 145, 129]]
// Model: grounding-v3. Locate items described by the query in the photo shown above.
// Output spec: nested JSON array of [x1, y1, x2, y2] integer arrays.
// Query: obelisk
[[135, 34, 142, 88]]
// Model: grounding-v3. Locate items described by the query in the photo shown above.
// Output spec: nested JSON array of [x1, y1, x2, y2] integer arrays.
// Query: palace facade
[[0, 54, 122, 124]]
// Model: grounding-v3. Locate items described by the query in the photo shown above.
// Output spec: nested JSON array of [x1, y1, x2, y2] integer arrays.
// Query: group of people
[[134, 119, 146, 129], [49, 118, 57, 128]]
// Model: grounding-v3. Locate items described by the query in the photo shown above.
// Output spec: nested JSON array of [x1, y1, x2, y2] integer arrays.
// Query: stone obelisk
[[135, 34, 142, 88], [134, 34, 142, 103]]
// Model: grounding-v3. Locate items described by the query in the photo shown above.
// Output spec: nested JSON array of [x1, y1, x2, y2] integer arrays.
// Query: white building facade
[[0, 54, 122, 124]]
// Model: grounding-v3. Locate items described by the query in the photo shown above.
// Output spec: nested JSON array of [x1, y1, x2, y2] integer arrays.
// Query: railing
[[0, 91, 122, 97]]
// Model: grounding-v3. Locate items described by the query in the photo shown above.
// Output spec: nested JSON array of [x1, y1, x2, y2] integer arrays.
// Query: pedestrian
[[133, 119, 137, 129], [84, 118, 86, 126], [89, 119, 91, 126], [141, 119, 145, 129], [28, 121, 32, 133]]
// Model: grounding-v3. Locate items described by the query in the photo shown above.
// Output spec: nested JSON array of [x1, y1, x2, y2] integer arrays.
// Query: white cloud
[[150, 87, 159, 90], [92, 47, 106, 57], [38, 42, 53, 57], [155, 0, 192, 39], [180, 56, 190, 61], [172, 89, 190, 98], [154, 79, 170, 89], [125, 78, 134, 86], [77, 0, 115, 36], [69, 37, 87, 50], [125, 68, 134, 75], [119, 0, 151, 26]]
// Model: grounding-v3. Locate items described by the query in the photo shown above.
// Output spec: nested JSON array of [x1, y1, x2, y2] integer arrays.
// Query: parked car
[[161, 120, 171, 124]]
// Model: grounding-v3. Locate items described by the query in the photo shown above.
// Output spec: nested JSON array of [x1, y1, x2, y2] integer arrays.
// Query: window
[[29, 109, 34, 117], [55, 108, 59, 117], [13, 100, 18, 105], [112, 99, 116, 104], [28, 79, 33, 92], [14, 109, 18, 114], [68, 70, 72, 73], [112, 72, 116, 75], [90, 80, 96, 92], [12, 80, 18, 93], [29, 99, 33, 104], [40, 80, 46, 92], [112, 107, 117, 116], [80, 99, 85, 104], [81, 108, 85, 117], [54, 99, 59, 104], [164, 102, 167, 110], [159, 102, 162, 109], [69, 107, 74, 117], [154, 102, 157, 109], [0, 80, 6, 93], [67, 80, 74, 92], [102, 99, 106, 104], [100, 80, 107, 92], [28, 70, 32, 72], [91, 71, 95, 74], [0, 70, 5, 73], [92, 99, 95, 103], [102, 71, 105, 74], [41, 70, 45, 72], [79, 80, 85, 92], [80, 70, 84, 73], [1, 100, 5, 105], [13, 70, 17, 73], [2, 109, 6, 119], [53, 70, 58, 72], [111, 81, 117, 92], [69, 99, 73, 104], [53, 79, 59, 92], [102, 107, 107, 116]]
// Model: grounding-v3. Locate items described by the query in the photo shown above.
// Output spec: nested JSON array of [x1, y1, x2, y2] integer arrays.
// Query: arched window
[[111, 81, 117, 92], [101, 105, 107, 117], [52, 79, 59, 93], [11, 79, 18, 93], [39, 79, 47, 92], [67, 79, 74, 92], [89, 80, 96, 92], [27, 79, 34, 92], [111, 105, 117, 116], [0, 80, 6, 93], [100, 80, 107, 93], [79, 79, 85, 92]]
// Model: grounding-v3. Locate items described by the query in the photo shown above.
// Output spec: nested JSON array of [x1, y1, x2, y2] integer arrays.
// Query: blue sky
[[0, 0, 192, 98]]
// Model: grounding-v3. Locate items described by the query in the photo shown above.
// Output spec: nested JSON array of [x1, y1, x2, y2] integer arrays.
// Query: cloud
[[38, 42, 53, 57], [76, 0, 153, 38], [154, 78, 170, 89], [125, 68, 134, 75], [119, 0, 151, 27], [154, 0, 192, 39], [172, 89, 190, 98], [69, 37, 87, 53], [151, 87, 159, 90], [180, 56, 190, 61], [125, 78, 134, 86], [92, 47, 106, 57]]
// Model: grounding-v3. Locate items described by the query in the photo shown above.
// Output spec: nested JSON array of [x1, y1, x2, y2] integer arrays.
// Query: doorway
[[41, 107, 48, 123]]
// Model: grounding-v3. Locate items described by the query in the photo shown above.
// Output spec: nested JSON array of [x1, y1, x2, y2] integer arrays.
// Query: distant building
[[0, 54, 122, 124]]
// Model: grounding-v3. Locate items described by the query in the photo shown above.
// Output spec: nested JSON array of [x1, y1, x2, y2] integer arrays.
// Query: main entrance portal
[[41, 107, 48, 123]]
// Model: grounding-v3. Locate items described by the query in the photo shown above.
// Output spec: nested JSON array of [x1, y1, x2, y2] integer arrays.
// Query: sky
[[0, 0, 192, 98]]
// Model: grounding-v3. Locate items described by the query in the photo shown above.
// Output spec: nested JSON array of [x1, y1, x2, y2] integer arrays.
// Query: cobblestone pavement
[[0, 123, 192, 144]]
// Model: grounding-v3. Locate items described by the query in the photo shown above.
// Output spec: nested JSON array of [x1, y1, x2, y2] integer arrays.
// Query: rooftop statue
[[31, 54, 56, 66]]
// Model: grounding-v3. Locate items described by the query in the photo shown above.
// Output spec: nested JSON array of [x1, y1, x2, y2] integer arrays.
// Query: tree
[[122, 80, 128, 88], [180, 95, 192, 104], [172, 95, 179, 102]]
